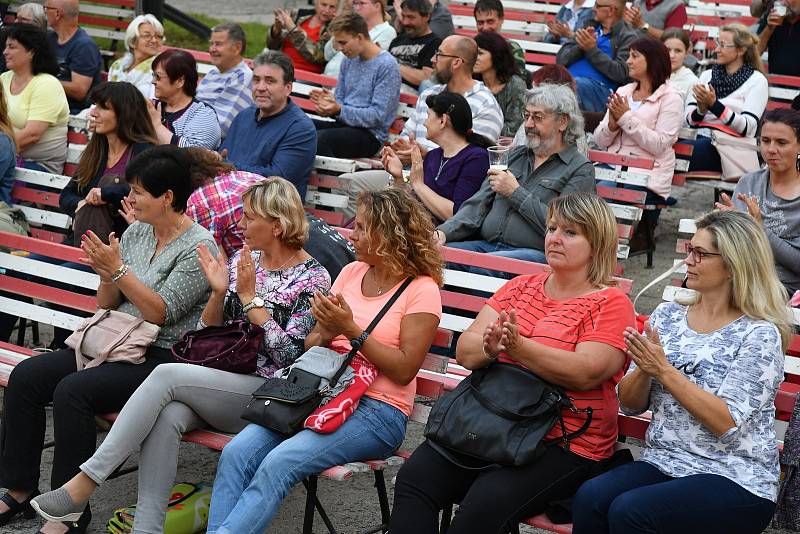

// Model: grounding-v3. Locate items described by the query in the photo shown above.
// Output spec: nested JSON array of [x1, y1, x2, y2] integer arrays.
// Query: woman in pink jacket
[[593, 37, 684, 220]]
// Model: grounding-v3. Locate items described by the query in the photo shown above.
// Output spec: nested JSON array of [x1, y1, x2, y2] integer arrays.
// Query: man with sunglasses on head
[[391, 34, 502, 163], [556, 0, 638, 112]]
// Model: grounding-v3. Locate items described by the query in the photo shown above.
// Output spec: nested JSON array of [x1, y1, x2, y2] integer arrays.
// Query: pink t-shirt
[[329, 262, 442, 416]]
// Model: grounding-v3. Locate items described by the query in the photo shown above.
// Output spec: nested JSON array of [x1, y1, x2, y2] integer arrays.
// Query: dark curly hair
[[3, 23, 59, 76], [473, 30, 516, 84]]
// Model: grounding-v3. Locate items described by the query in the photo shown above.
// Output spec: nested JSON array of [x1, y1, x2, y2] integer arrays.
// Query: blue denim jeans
[[446, 239, 546, 278], [572, 460, 776, 534], [684, 135, 722, 172], [574, 77, 614, 113], [207, 396, 408, 534]]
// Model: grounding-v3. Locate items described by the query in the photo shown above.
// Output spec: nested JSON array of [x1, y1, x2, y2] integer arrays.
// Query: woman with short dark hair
[[473, 31, 526, 137], [148, 49, 221, 149], [0, 145, 217, 534], [0, 23, 69, 173]]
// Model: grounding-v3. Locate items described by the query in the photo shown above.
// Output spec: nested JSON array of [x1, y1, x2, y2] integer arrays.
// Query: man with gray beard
[[434, 84, 595, 267]]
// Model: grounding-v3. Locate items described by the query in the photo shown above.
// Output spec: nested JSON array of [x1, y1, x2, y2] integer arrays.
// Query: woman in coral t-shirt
[[206, 188, 443, 534], [390, 192, 636, 534]]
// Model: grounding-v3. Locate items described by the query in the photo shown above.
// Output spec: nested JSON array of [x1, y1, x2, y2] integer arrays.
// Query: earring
[[795, 153, 799, 173]]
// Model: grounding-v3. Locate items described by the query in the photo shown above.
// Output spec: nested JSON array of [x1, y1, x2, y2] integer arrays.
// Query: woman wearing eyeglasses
[[715, 108, 800, 297], [683, 23, 768, 178], [573, 210, 790, 534], [108, 15, 165, 99]]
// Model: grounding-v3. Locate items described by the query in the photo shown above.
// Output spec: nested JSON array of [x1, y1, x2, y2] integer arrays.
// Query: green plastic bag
[[107, 482, 211, 534]]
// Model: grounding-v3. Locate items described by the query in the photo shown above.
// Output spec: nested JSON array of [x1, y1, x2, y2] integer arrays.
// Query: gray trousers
[[80, 363, 264, 534]]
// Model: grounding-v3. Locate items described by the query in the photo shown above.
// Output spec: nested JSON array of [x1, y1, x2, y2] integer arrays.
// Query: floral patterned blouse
[[202, 249, 330, 377]]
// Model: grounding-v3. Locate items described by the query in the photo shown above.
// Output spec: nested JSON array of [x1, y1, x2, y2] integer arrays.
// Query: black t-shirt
[[389, 31, 441, 71], [304, 215, 355, 282], [767, 20, 800, 76], [47, 28, 102, 112]]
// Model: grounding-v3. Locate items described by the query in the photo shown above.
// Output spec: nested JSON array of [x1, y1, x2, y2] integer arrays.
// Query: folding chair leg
[[302, 477, 318, 534], [15, 318, 25, 347], [374, 471, 391, 531], [302, 476, 339, 534]]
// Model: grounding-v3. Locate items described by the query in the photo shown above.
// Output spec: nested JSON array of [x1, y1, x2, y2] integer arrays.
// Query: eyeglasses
[[152, 72, 168, 81], [713, 39, 737, 49], [521, 110, 552, 123], [139, 32, 164, 42], [433, 50, 463, 60], [42, 5, 59, 11], [352, 0, 376, 5], [685, 243, 722, 263]]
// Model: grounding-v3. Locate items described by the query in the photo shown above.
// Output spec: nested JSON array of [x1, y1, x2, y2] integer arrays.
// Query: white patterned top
[[621, 302, 784, 501]]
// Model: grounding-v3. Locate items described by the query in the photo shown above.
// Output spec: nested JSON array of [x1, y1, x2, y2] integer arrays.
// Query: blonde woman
[[0, 89, 17, 205], [684, 23, 768, 175], [391, 193, 636, 533], [107, 15, 164, 99], [574, 210, 790, 534], [207, 188, 444, 534], [30, 177, 331, 534]]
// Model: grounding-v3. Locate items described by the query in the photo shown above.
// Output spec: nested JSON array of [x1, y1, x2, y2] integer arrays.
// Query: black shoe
[[35, 522, 88, 534], [0, 490, 39, 526]]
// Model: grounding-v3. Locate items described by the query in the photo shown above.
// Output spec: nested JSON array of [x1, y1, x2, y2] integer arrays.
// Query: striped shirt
[[685, 67, 768, 139], [196, 60, 255, 137], [486, 272, 635, 461], [402, 81, 503, 151], [167, 100, 222, 150]]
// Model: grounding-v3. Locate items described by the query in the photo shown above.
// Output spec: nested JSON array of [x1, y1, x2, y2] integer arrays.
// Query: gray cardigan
[[438, 145, 596, 250], [734, 169, 800, 294], [556, 19, 638, 86]]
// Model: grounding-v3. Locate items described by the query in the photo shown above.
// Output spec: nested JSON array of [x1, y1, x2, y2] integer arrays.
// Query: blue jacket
[[221, 100, 317, 199]]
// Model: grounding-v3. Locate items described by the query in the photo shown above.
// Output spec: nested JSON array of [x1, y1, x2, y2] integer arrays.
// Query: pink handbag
[[66, 308, 161, 370]]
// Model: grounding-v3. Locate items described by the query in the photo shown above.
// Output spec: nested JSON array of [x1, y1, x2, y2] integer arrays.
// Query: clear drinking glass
[[488, 145, 511, 171]]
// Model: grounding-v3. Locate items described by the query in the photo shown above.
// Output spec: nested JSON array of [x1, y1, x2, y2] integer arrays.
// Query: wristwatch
[[350, 330, 369, 351], [242, 296, 265, 313], [641, 23, 650, 32]]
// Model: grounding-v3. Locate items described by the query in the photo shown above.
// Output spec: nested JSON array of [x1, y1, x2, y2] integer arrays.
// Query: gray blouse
[[117, 220, 217, 348]]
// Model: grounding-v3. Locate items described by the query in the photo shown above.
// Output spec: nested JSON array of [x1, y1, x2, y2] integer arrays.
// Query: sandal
[[0, 489, 39, 526]]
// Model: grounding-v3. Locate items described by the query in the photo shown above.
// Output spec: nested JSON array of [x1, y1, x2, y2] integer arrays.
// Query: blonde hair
[[720, 23, 763, 72], [240, 177, 308, 250], [0, 91, 16, 154], [688, 211, 791, 351], [357, 189, 444, 287], [546, 193, 618, 288]]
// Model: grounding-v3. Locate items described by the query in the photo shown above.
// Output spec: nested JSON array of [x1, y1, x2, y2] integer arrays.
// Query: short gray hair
[[525, 83, 584, 146], [252, 50, 294, 83], [212, 23, 247, 55], [16, 3, 47, 30], [125, 14, 164, 54]]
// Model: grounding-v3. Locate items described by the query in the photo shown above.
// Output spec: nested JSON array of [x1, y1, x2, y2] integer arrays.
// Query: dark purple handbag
[[171, 318, 264, 374]]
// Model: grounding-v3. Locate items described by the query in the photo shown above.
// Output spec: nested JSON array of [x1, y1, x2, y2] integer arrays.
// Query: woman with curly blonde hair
[[206, 188, 444, 534]]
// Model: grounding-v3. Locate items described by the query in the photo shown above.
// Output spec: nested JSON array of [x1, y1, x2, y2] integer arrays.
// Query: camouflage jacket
[[267, 13, 332, 66]]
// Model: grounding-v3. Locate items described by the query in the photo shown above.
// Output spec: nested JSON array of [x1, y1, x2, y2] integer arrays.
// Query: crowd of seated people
[[0, 2, 797, 532]]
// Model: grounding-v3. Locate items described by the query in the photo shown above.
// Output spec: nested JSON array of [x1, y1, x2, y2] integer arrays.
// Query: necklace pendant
[[377, 287, 383, 295]]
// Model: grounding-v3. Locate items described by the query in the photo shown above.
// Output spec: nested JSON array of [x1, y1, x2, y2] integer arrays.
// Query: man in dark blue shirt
[[220, 50, 317, 200], [45, 0, 102, 112]]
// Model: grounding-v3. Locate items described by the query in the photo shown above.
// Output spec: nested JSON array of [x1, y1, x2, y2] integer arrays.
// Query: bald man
[[393, 34, 503, 158], [45, 0, 102, 112]]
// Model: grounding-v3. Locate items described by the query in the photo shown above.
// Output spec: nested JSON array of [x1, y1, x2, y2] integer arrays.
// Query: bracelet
[[482, 345, 497, 361], [111, 264, 129, 282]]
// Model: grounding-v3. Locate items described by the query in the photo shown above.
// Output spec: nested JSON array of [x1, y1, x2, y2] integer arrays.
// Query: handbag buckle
[[264, 399, 271, 406]]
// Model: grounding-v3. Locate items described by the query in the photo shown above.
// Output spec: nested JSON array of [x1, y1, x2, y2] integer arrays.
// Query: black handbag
[[241, 278, 414, 435], [424, 361, 592, 468]]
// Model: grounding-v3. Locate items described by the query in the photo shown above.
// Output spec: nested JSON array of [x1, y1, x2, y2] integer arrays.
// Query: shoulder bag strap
[[328, 277, 415, 388]]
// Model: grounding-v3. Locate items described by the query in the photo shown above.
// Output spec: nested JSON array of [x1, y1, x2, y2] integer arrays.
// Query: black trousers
[[390, 440, 596, 534], [313, 119, 383, 158], [0, 346, 171, 493]]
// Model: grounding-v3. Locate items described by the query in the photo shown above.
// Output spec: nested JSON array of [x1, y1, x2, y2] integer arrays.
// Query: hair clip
[[446, 104, 455, 114]]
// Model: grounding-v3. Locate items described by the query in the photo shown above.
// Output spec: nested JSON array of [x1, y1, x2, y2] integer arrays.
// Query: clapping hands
[[483, 309, 522, 359]]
